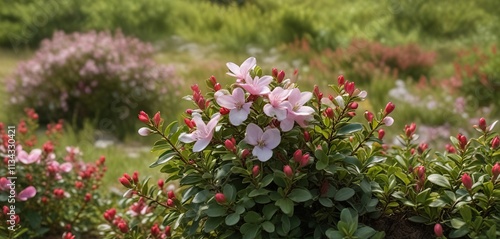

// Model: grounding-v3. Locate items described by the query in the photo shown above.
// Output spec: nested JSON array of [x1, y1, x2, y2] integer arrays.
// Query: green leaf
[[150, 150, 177, 167], [192, 190, 209, 203], [334, 187, 355, 201], [355, 227, 377, 238], [180, 175, 203, 185], [408, 216, 429, 223], [450, 218, 466, 229], [204, 217, 224, 233], [326, 229, 343, 239], [287, 188, 312, 203], [319, 197, 334, 207], [340, 208, 356, 225], [205, 205, 227, 217], [449, 226, 470, 238], [337, 123, 363, 135], [181, 187, 200, 204], [225, 213, 240, 226], [275, 198, 294, 215], [459, 206, 472, 223], [281, 214, 291, 234], [262, 204, 278, 220], [428, 174, 451, 188], [315, 149, 328, 170], [241, 223, 260, 239], [223, 184, 236, 202], [261, 221, 275, 233], [151, 139, 170, 152], [244, 211, 262, 224], [248, 188, 270, 197]]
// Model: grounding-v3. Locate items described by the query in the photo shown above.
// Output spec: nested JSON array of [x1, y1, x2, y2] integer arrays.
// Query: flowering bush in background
[[5, 30, 181, 136], [0, 109, 107, 239]]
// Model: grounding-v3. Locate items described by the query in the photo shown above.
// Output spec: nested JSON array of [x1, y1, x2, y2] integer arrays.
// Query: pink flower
[[226, 57, 256, 81], [216, 88, 252, 126], [18, 148, 42, 164], [239, 75, 272, 96], [244, 123, 281, 162], [279, 88, 314, 132], [179, 113, 220, 152], [138, 127, 153, 136], [0, 177, 11, 191], [17, 186, 37, 201], [382, 116, 394, 126], [263, 87, 291, 121]]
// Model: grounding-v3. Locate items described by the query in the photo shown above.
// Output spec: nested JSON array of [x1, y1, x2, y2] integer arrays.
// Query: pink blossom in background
[[179, 113, 221, 152], [244, 123, 281, 162], [18, 149, 42, 164], [17, 186, 37, 201], [216, 88, 253, 126], [0, 177, 11, 191]]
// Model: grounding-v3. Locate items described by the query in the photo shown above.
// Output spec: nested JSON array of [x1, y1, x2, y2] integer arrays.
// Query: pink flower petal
[[244, 123, 262, 146], [253, 146, 273, 162], [262, 128, 281, 149], [59, 162, 73, 173], [17, 186, 37, 201]]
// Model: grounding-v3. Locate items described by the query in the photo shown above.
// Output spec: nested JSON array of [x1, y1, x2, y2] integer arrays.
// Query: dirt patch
[[367, 214, 434, 239]]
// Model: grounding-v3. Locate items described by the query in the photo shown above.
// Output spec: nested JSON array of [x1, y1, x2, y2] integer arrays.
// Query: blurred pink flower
[[0, 177, 11, 191], [226, 57, 256, 81], [17, 186, 37, 201], [18, 149, 42, 164]]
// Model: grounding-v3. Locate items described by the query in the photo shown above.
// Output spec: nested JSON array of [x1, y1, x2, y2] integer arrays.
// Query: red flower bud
[[220, 107, 230, 115], [158, 179, 164, 189], [165, 225, 171, 237], [457, 133, 468, 150], [184, 118, 195, 129], [277, 70, 285, 83], [241, 149, 250, 159], [325, 108, 334, 119], [138, 111, 150, 124], [313, 85, 322, 101], [320, 180, 329, 196], [104, 208, 116, 221], [132, 171, 139, 184], [272, 68, 278, 78], [418, 143, 428, 154], [119, 176, 132, 188], [337, 75, 345, 86], [224, 139, 236, 152], [84, 193, 91, 202], [349, 102, 358, 109], [166, 198, 174, 207], [303, 130, 310, 141], [293, 149, 303, 163], [300, 154, 310, 168], [347, 112, 356, 117], [185, 109, 193, 115], [283, 165, 293, 178], [75, 181, 84, 189], [118, 221, 129, 233], [384, 102, 395, 115], [153, 112, 162, 127], [345, 81, 355, 96], [167, 190, 175, 199], [445, 144, 456, 153], [43, 141, 54, 153], [378, 129, 385, 140], [63, 232, 75, 239], [492, 163, 500, 181], [434, 223, 443, 237], [491, 136, 500, 149], [214, 83, 222, 91], [151, 223, 161, 237], [479, 118, 487, 131], [215, 193, 226, 204], [209, 75, 217, 86], [415, 166, 426, 180], [462, 173, 472, 190], [252, 165, 260, 177], [405, 123, 417, 138], [364, 111, 374, 123]]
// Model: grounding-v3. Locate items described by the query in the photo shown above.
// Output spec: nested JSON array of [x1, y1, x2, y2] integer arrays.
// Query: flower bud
[[132, 171, 139, 184], [492, 163, 500, 181], [418, 143, 428, 154], [220, 107, 230, 115], [138, 111, 150, 124], [347, 112, 356, 117], [491, 136, 500, 149], [84, 193, 91, 202], [445, 144, 456, 153], [119, 177, 132, 188], [185, 109, 193, 115], [300, 154, 310, 168], [272, 68, 278, 78], [165, 225, 171, 237], [457, 133, 468, 150], [118, 221, 129, 233], [313, 85, 322, 101], [167, 190, 175, 199], [479, 117, 487, 131], [382, 116, 394, 126], [184, 118, 195, 129], [303, 130, 310, 141], [462, 173, 472, 191], [138, 127, 153, 136], [364, 111, 374, 123], [325, 108, 334, 119], [153, 111, 162, 127], [252, 165, 260, 177], [345, 81, 355, 96], [224, 139, 236, 152], [209, 75, 217, 86], [63, 232, 75, 239], [214, 83, 222, 91], [158, 179, 164, 189], [215, 193, 226, 204], [349, 102, 358, 109], [415, 166, 426, 180], [434, 223, 443, 237], [166, 198, 174, 207], [293, 149, 303, 163], [384, 102, 395, 115], [377, 129, 385, 140], [337, 75, 345, 86], [277, 70, 285, 83], [240, 149, 250, 159], [283, 165, 293, 178], [320, 180, 329, 196], [151, 223, 161, 237]]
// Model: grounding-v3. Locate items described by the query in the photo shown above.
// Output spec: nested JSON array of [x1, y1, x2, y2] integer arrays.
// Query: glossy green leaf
[[225, 213, 240, 226], [287, 188, 312, 203], [275, 198, 294, 215], [428, 174, 451, 188], [334, 187, 355, 201], [337, 123, 363, 135]]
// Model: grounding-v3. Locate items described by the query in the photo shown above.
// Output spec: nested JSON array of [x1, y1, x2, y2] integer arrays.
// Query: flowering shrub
[[0, 109, 107, 238], [6, 30, 181, 136], [454, 45, 500, 113], [309, 39, 436, 84], [114, 57, 402, 238]]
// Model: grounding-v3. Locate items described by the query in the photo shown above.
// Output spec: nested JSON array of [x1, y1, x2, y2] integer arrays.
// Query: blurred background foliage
[[1, 0, 499, 189]]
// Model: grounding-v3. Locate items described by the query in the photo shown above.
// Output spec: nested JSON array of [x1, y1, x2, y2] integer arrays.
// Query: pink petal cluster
[[264, 87, 314, 132], [216, 88, 253, 126], [226, 57, 256, 82], [244, 123, 281, 162], [18, 148, 42, 164]]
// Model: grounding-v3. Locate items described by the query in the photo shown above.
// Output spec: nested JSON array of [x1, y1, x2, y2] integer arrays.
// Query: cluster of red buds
[[150, 223, 171, 238], [45, 119, 64, 136], [119, 172, 139, 189], [208, 75, 221, 91], [224, 138, 237, 153], [457, 133, 468, 150], [271, 68, 286, 83], [103, 208, 129, 233], [62, 232, 75, 239], [53, 188, 65, 199], [191, 84, 208, 110], [414, 166, 426, 192], [404, 123, 417, 138], [293, 149, 310, 168]]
